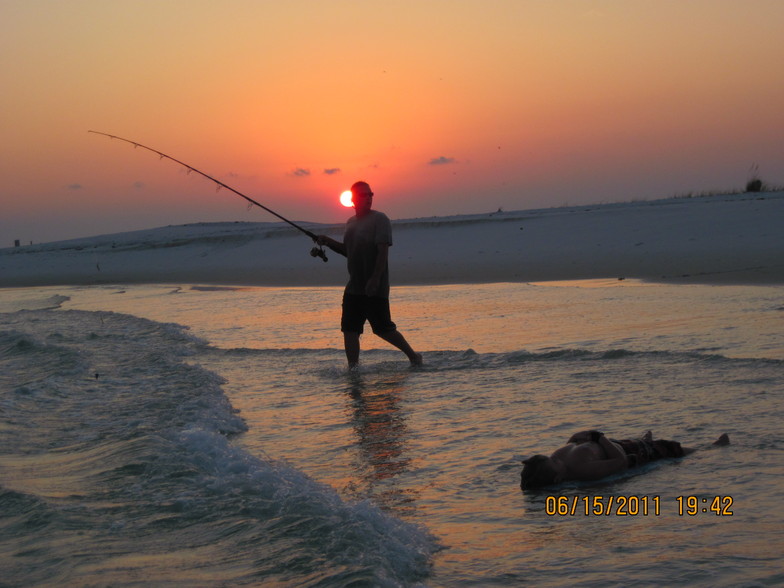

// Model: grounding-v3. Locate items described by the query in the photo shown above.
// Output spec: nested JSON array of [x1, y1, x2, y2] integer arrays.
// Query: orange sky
[[2, 0, 783, 243]]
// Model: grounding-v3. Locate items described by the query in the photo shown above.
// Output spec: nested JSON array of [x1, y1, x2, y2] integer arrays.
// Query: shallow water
[[1, 281, 782, 586]]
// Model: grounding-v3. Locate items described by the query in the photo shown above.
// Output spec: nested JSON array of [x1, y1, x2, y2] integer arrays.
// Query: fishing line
[[88, 130, 328, 262]]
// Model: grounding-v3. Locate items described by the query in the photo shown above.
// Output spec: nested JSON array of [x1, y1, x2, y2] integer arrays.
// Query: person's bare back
[[521, 430, 730, 489]]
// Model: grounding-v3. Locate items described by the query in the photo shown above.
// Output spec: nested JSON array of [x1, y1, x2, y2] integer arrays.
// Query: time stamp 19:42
[[545, 495, 734, 517]]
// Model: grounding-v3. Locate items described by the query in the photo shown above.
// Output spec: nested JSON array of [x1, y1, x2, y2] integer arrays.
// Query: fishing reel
[[310, 245, 328, 262]]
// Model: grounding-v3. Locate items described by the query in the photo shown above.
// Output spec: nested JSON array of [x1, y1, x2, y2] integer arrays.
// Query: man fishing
[[317, 181, 422, 369], [520, 429, 730, 489]]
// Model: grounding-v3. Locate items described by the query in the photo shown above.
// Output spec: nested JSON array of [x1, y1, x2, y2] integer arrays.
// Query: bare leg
[[343, 331, 360, 369], [712, 433, 730, 446], [376, 329, 423, 366], [684, 433, 730, 455]]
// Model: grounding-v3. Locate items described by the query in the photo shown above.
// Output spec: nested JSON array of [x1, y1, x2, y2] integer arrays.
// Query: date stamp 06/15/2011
[[545, 495, 734, 517]]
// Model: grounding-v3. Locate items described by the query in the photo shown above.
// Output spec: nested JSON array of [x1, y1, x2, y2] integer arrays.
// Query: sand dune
[[2, 193, 783, 287]]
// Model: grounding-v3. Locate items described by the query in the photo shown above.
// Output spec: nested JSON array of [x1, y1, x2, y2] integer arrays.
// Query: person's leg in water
[[344, 330, 422, 368], [377, 329, 423, 366], [342, 295, 422, 368], [713, 433, 730, 446], [366, 296, 422, 367], [344, 331, 361, 369], [616, 431, 729, 466]]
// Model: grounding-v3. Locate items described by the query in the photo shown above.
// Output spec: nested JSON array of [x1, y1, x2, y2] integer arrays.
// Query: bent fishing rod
[[88, 130, 328, 262]]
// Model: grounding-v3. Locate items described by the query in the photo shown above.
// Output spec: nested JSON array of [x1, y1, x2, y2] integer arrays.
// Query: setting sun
[[340, 190, 354, 208], [2, 1, 783, 245]]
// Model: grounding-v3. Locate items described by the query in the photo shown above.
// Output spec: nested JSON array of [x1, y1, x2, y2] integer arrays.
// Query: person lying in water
[[520, 430, 730, 490]]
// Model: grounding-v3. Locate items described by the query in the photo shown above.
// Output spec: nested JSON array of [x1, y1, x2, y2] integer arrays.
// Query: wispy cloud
[[428, 156, 456, 166], [66, 183, 83, 190], [132, 181, 145, 190], [291, 167, 311, 177], [323, 168, 341, 175]]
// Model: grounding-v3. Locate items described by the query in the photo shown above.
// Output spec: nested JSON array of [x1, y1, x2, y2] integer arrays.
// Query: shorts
[[341, 293, 397, 335], [612, 438, 685, 468]]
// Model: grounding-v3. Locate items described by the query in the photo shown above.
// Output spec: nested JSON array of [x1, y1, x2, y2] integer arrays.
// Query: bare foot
[[409, 352, 423, 366]]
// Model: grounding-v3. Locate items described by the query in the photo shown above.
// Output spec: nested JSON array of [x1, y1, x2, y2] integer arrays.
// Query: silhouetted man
[[317, 181, 422, 369]]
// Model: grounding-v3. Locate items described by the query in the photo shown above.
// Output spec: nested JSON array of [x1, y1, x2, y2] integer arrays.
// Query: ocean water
[[1, 280, 782, 587]]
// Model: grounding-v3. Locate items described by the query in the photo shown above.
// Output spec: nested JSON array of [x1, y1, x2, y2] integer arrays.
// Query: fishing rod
[[88, 130, 328, 262]]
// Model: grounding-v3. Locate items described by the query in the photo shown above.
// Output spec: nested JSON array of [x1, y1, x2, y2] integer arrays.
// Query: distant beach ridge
[[2, 193, 783, 288]]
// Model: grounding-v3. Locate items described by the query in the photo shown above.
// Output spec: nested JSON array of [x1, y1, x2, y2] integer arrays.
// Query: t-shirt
[[343, 210, 393, 298]]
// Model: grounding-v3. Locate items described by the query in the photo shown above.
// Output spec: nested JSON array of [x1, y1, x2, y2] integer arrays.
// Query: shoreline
[[2, 193, 783, 288]]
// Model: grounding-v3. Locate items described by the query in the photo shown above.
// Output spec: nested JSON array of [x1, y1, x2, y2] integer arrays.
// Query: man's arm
[[316, 235, 346, 257], [567, 430, 605, 444], [568, 433, 629, 481], [567, 431, 592, 444], [365, 243, 389, 296]]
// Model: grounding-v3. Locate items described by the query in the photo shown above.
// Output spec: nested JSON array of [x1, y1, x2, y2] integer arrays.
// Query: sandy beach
[[2, 192, 783, 288]]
